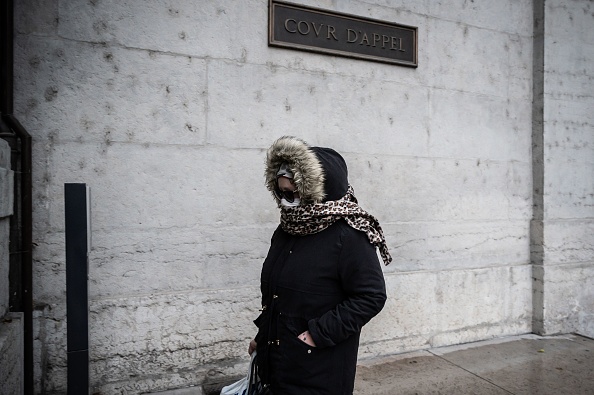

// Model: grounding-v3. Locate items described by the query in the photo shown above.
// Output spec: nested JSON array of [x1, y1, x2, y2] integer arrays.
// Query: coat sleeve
[[307, 227, 387, 348]]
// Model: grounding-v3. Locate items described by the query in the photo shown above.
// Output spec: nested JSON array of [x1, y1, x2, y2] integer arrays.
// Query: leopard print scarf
[[280, 185, 392, 265]]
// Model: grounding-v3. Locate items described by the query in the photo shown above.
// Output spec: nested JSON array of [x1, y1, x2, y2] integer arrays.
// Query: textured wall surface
[[539, 0, 594, 337], [0, 141, 21, 395], [0, 313, 24, 395], [11, 0, 573, 393], [0, 139, 13, 317]]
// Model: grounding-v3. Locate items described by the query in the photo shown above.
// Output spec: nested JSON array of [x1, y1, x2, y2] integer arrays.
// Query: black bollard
[[65, 183, 91, 395]]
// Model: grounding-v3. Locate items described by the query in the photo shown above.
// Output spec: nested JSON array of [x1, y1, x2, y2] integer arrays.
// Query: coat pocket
[[277, 314, 331, 386], [280, 314, 307, 336]]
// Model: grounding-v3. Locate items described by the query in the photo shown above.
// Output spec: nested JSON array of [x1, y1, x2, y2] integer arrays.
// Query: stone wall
[[11, 0, 590, 393], [533, 0, 594, 337], [0, 139, 12, 318], [0, 138, 23, 394], [0, 312, 24, 395]]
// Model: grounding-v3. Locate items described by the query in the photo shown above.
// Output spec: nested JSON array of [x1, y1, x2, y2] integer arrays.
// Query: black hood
[[309, 146, 348, 202], [265, 136, 349, 204]]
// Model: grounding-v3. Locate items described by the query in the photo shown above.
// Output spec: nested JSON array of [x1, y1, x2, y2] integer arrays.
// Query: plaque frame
[[269, 0, 418, 67]]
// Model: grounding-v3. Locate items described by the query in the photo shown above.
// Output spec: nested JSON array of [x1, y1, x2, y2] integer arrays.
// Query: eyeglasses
[[274, 188, 300, 203]]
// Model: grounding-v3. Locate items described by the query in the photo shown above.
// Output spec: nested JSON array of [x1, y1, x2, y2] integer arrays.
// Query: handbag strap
[[248, 351, 270, 394]]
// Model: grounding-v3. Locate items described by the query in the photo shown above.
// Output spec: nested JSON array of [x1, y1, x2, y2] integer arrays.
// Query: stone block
[[0, 139, 10, 167], [546, 0, 594, 44], [428, 0, 532, 36], [31, 224, 274, 301], [0, 169, 14, 218], [359, 265, 533, 358], [544, 100, 594, 156], [544, 160, 594, 220], [14, 35, 207, 145], [345, 154, 531, 222], [38, 288, 260, 393], [0, 140, 13, 219], [544, 103, 594, 153], [43, 143, 271, 230], [544, 42, 594, 100], [30, 138, 52, 234], [506, 35, 534, 101], [426, 18, 515, 98], [0, 313, 24, 395], [428, 89, 531, 162], [57, 0, 263, 61], [381, 220, 529, 273], [541, 262, 594, 338], [543, 219, 594, 265], [207, 60, 430, 156], [0, 140, 12, 317], [313, 0, 431, 17]]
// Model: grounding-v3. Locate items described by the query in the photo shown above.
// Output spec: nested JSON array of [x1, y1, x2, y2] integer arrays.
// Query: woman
[[250, 136, 391, 395]]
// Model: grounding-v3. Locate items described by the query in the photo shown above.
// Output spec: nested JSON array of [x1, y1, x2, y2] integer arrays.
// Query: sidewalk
[[153, 333, 594, 395], [354, 333, 594, 395]]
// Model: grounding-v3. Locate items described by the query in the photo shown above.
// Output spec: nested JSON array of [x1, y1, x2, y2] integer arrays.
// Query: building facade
[[3, 0, 593, 393]]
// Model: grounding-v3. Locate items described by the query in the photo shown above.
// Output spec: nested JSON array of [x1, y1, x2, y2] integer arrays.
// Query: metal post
[[65, 183, 90, 394]]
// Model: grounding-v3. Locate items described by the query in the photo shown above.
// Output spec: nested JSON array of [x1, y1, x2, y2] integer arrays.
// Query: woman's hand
[[298, 330, 316, 347], [248, 339, 257, 355]]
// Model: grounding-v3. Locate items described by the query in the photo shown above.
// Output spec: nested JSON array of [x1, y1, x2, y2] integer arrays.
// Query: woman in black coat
[[250, 136, 391, 395]]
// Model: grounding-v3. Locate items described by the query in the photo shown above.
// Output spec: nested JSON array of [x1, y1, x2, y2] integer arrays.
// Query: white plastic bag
[[220, 376, 249, 395], [220, 351, 259, 395]]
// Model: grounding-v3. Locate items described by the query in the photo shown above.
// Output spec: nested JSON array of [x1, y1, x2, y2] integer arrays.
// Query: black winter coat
[[254, 220, 387, 395]]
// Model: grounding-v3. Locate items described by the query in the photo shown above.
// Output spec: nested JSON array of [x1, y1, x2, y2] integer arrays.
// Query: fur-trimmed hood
[[265, 136, 348, 205]]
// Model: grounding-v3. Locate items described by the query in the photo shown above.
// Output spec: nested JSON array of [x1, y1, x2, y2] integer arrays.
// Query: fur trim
[[265, 136, 326, 204]]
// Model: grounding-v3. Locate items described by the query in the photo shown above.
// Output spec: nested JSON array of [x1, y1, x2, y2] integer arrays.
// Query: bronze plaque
[[269, 0, 417, 67]]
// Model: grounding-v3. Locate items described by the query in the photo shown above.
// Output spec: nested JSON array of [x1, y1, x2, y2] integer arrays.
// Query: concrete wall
[[10, 0, 588, 393], [0, 139, 23, 394], [533, 0, 594, 337]]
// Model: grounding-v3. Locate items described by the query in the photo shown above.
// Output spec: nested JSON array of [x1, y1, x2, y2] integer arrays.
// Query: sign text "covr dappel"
[[269, 0, 417, 67]]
